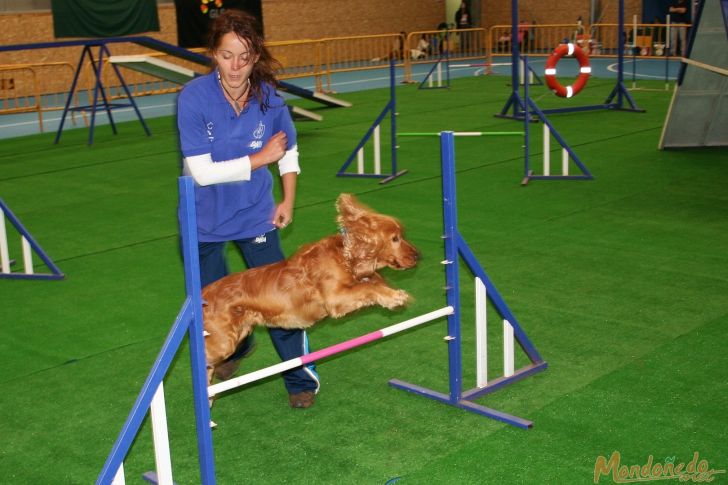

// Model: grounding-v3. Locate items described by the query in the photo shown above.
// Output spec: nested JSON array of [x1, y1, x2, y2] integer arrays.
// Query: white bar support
[[111, 463, 126, 485], [22, 236, 33, 274], [519, 58, 525, 85], [373, 124, 381, 175], [543, 124, 551, 176], [562, 148, 569, 176], [436, 62, 442, 87], [0, 211, 9, 273], [357, 147, 364, 174], [475, 277, 488, 388], [503, 319, 515, 377], [150, 383, 174, 485]]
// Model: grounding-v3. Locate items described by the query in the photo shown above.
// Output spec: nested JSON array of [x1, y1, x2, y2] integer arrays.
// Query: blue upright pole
[[510, 0, 520, 105], [389, 60, 398, 177], [618, 0, 626, 105], [440, 131, 463, 403], [179, 177, 217, 485], [523, 56, 531, 182]]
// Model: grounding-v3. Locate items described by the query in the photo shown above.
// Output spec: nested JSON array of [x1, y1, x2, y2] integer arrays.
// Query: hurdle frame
[[96, 177, 214, 485], [520, 56, 594, 184], [418, 51, 451, 90], [336, 60, 408, 184], [498, 0, 644, 119], [0, 198, 64, 280], [389, 131, 547, 427], [97, 133, 548, 481]]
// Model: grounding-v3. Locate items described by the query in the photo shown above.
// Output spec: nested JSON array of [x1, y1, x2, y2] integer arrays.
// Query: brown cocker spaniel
[[202, 193, 419, 384]]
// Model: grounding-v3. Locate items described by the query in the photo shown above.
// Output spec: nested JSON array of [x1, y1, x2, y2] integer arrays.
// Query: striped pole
[[208, 306, 454, 398], [399, 132, 523, 137]]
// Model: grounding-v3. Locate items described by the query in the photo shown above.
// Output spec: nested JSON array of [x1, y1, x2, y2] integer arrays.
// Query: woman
[[176, 9, 319, 409]]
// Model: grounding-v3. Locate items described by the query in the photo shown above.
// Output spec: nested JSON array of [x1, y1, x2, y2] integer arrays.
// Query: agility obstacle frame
[[390, 131, 546, 425], [0, 198, 64, 280], [418, 51, 452, 90], [97, 132, 546, 482], [496, 0, 647, 183], [520, 56, 594, 184], [337, 61, 408, 184], [499, 0, 643, 119]]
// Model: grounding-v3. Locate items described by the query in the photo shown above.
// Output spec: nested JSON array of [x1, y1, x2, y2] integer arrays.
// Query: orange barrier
[[489, 22, 690, 58], [0, 63, 86, 132], [402, 28, 488, 82]]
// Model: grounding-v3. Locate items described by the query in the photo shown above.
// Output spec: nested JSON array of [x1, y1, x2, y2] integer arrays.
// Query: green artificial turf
[[0, 75, 726, 484]]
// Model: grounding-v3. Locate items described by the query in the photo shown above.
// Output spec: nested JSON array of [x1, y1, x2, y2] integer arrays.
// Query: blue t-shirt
[[177, 71, 297, 242]]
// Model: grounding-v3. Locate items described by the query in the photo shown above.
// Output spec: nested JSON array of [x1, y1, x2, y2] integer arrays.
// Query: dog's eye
[[392, 235, 400, 242]]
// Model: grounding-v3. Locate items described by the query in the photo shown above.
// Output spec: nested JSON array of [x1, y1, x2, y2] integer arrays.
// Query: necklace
[[218, 72, 250, 113]]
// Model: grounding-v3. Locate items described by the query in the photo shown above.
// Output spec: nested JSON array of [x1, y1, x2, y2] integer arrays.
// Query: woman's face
[[213, 32, 259, 89]]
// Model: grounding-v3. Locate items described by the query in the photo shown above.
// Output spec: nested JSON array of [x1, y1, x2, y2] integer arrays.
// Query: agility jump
[[97, 131, 546, 484], [336, 60, 407, 184], [0, 198, 64, 280], [418, 51, 452, 90]]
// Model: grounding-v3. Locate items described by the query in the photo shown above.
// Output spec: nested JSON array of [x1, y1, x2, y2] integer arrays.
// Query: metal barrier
[[0, 62, 86, 132], [320, 33, 406, 91], [403, 28, 488, 82], [268, 39, 325, 91], [489, 22, 689, 58]]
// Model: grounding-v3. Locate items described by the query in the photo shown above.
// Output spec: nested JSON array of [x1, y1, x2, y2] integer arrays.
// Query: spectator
[[455, 1, 472, 53], [668, 0, 690, 56]]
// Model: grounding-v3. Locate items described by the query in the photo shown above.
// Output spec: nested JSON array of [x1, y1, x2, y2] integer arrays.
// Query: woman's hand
[[273, 199, 294, 229], [250, 131, 288, 169]]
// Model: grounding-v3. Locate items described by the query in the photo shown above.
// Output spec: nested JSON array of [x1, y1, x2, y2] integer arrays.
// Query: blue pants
[[199, 229, 319, 395]]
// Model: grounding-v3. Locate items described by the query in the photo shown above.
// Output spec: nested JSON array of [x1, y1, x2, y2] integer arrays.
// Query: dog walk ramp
[[289, 105, 323, 121], [109, 55, 198, 85], [278, 81, 352, 108]]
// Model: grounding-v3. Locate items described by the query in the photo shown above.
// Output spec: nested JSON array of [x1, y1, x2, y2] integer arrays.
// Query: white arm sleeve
[[277, 144, 301, 176], [182, 153, 252, 186]]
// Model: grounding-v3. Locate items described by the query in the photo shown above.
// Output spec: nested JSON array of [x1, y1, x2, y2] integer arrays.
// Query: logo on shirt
[[206, 122, 214, 142], [249, 121, 265, 149]]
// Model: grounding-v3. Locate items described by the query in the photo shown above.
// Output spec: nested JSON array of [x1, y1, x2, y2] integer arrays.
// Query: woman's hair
[[208, 9, 282, 111]]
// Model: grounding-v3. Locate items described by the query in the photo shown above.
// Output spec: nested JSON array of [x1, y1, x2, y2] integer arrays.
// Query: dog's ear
[[336, 193, 371, 225], [346, 237, 379, 279], [337, 194, 381, 279]]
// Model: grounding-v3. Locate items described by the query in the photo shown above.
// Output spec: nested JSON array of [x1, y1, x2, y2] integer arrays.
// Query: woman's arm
[[183, 131, 289, 186], [273, 171, 297, 228]]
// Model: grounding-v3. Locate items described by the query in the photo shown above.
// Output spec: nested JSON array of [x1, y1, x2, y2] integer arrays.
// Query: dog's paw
[[382, 289, 410, 309]]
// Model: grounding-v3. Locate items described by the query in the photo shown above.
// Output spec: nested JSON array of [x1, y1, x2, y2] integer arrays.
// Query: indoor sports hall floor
[[1, 60, 726, 484]]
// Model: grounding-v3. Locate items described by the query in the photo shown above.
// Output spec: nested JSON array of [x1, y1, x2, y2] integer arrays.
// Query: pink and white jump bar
[[208, 306, 454, 398]]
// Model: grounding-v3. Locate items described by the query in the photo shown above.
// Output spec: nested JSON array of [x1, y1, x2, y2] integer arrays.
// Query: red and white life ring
[[544, 43, 591, 98]]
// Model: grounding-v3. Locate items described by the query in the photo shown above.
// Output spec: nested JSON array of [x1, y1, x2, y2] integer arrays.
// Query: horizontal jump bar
[[398, 132, 523, 137], [208, 306, 454, 397]]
